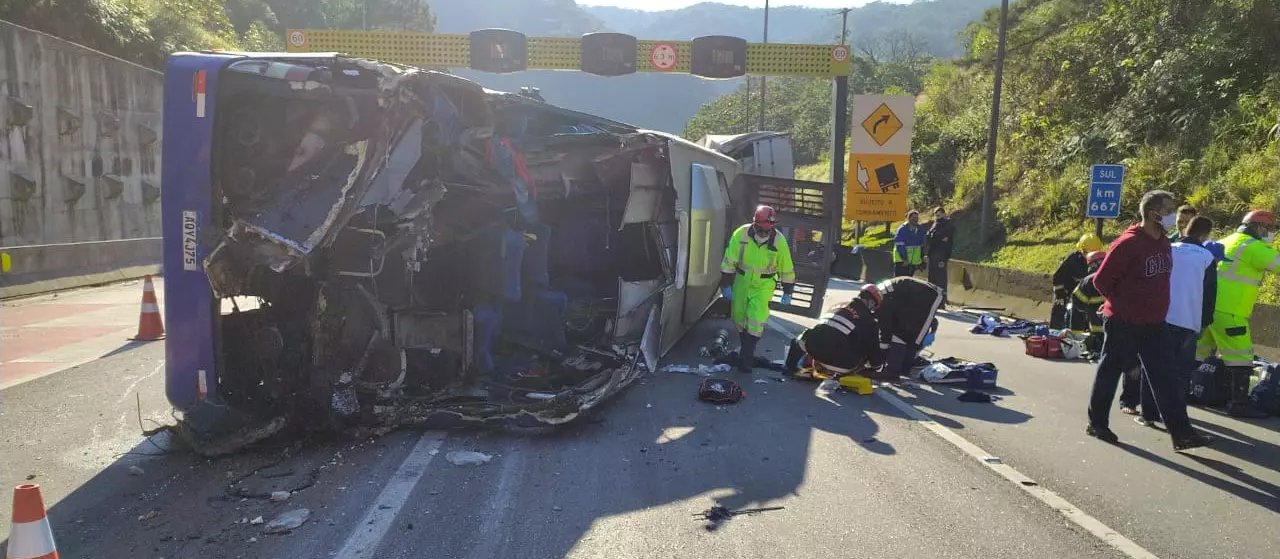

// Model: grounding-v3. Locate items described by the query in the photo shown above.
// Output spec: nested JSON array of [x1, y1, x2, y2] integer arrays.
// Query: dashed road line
[[765, 319, 1160, 559], [334, 431, 448, 559]]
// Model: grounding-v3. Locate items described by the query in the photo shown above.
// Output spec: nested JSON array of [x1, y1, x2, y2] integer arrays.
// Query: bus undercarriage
[[174, 56, 691, 454]]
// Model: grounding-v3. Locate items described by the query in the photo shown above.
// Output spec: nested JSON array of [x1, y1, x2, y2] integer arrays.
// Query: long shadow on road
[[373, 316, 910, 558], [1116, 442, 1280, 515]]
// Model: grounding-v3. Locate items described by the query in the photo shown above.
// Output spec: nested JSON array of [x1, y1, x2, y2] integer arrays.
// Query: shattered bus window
[[160, 53, 741, 455]]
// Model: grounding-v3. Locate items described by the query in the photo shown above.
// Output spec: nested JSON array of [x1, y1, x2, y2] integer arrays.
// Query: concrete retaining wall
[[0, 238, 161, 298], [943, 258, 1280, 359], [0, 20, 164, 297]]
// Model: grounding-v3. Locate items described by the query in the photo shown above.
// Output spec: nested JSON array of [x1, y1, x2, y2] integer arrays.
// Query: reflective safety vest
[[892, 224, 925, 265], [720, 224, 797, 285], [1214, 231, 1280, 317]]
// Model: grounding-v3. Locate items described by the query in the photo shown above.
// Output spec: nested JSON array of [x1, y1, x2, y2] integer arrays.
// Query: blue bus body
[[157, 51, 793, 452]]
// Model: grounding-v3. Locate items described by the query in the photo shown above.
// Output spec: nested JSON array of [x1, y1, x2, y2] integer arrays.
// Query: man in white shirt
[[1139, 216, 1217, 427]]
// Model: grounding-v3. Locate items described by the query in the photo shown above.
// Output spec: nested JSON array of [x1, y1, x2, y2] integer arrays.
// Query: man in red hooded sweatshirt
[[1086, 190, 1215, 451]]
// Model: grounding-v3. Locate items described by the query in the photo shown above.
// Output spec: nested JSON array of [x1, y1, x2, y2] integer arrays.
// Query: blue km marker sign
[[1087, 164, 1125, 219]]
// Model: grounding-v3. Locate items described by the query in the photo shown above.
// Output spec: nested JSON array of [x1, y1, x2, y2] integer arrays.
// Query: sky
[[578, 1, 912, 10]]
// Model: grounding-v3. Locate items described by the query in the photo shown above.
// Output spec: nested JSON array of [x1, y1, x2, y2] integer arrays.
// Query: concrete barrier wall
[[943, 258, 1280, 358], [0, 20, 164, 297], [0, 238, 162, 298]]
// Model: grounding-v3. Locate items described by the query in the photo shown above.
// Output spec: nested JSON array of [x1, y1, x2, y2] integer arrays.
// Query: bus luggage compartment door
[[731, 173, 839, 318]]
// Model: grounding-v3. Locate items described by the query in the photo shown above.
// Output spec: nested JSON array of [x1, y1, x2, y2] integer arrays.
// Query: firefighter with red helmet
[[720, 205, 797, 371], [1197, 209, 1280, 417]]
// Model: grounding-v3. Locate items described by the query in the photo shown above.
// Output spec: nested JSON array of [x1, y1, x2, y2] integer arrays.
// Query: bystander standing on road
[[1085, 190, 1214, 451], [1135, 216, 1217, 428], [1168, 204, 1197, 240], [925, 206, 956, 304], [892, 211, 926, 278]]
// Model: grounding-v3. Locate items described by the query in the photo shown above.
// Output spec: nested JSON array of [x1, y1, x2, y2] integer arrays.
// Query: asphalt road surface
[[2, 279, 1277, 559]]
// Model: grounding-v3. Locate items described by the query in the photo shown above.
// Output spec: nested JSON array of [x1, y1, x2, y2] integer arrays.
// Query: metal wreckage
[[161, 53, 815, 455]]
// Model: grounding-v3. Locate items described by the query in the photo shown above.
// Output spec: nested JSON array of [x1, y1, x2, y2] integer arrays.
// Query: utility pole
[[979, 0, 1010, 246], [835, 7, 851, 45], [757, 0, 770, 131]]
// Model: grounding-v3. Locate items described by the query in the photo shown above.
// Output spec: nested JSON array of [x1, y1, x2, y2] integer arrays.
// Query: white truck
[[699, 132, 795, 179]]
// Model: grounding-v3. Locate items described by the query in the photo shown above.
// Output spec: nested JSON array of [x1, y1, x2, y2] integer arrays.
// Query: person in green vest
[[720, 205, 797, 372], [1196, 210, 1280, 417], [892, 211, 925, 277]]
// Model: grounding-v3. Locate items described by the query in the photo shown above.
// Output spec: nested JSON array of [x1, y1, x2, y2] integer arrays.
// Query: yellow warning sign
[[860, 103, 903, 148], [845, 153, 910, 222]]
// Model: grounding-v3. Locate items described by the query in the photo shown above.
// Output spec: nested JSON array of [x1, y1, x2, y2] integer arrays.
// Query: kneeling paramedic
[[875, 276, 945, 379], [783, 285, 884, 377], [720, 205, 797, 372]]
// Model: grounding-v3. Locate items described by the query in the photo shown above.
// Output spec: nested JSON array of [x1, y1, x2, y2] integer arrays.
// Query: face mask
[[1159, 212, 1178, 231]]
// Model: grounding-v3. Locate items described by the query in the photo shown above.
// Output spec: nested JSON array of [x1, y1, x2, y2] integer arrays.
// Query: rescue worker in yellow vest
[[721, 205, 797, 372], [1197, 210, 1280, 417]]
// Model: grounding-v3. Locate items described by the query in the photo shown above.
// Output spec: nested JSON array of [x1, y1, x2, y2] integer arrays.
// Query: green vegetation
[[1, 0, 435, 68], [688, 0, 1280, 303]]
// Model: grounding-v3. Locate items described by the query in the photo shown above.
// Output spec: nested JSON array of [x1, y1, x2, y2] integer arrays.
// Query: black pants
[[1088, 317, 1194, 439], [927, 259, 949, 302], [1049, 290, 1070, 329], [881, 341, 920, 379], [893, 262, 917, 278]]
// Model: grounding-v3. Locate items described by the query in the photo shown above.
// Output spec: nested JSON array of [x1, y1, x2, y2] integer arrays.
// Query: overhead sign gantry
[[284, 28, 854, 188]]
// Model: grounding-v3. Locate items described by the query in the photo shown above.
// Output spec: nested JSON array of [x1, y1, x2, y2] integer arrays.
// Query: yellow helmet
[[1077, 233, 1103, 253]]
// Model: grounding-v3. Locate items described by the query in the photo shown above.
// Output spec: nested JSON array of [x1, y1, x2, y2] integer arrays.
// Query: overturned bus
[[159, 52, 836, 453]]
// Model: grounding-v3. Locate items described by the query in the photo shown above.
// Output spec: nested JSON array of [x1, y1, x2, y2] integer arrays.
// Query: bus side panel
[[160, 54, 234, 411]]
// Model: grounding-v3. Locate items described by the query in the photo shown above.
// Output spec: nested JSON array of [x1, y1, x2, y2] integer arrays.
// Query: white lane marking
[[465, 444, 524, 559], [116, 361, 166, 405], [873, 387, 1160, 559], [765, 319, 1160, 559], [334, 431, 447, 559]]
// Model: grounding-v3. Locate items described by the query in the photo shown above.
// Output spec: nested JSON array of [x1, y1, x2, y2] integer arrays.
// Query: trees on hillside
[[685, 0, 1280, 229], [0, 0, 435, 68]]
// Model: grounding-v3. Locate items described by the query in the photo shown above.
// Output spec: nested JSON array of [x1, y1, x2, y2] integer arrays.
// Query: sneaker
[[1119, 406, 1139, 416], [1134, 417, 1161, 429], [1086, 424, 1119, 444], [1173, 433, 1215, 451]]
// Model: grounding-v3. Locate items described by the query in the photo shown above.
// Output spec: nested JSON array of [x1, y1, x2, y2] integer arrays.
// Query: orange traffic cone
[[130, 275, 165, 341], [6, 484, 60, 559]]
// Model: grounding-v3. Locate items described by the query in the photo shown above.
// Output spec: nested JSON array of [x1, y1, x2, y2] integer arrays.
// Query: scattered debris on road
[[661, 363, 732, 376], [250, 516, 264, 525], [697, 378, 745, 404], [694, 504, 785, 531], [445, 450, 493, 466], [959, 390, 1000, 403], [138, 510, 160, 522], [264, 508, 311, 534], [269, 490, 291, 502]]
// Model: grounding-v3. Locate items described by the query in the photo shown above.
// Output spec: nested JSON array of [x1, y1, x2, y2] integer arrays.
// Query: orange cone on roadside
[[6, 484, 60, 559], [130, 275, 165, 341]]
